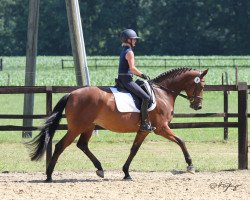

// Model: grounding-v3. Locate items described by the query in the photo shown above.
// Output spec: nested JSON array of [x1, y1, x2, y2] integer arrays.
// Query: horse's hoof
[[96, 170, 104, 178], [45, 177, 52, 183], [187, 166, 195, 174], [123, 175, 132, 180]]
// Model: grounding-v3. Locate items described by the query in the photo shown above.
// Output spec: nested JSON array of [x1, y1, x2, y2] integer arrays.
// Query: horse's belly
[[94, 112, 140, 133]]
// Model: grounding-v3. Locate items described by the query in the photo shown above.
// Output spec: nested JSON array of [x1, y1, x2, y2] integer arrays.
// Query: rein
[[151, 82, 189, 99], [150, 81, 203, 102]]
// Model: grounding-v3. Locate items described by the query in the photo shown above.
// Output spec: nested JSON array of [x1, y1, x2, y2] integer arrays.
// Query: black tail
[[27, 93, 70, 161]]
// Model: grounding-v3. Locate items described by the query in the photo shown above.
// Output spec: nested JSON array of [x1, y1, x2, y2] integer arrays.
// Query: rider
[[118, 29, 156, 132]]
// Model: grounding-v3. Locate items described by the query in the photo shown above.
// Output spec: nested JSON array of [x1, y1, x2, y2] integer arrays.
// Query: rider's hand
[[141, 73, 149, 80]]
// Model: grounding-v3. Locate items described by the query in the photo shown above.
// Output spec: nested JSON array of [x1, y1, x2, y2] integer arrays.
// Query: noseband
[[188, 76, 204, 102]]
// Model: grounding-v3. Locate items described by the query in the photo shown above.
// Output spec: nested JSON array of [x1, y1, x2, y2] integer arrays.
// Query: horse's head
[[152, 68, 209, 110], [185, 69, 208, 110]]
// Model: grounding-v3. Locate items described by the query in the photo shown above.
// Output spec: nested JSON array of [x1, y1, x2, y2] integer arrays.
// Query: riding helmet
[[121, 29, 140, 43]]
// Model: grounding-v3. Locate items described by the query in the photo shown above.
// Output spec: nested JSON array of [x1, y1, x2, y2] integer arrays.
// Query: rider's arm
[[126, 51, 143, 77]]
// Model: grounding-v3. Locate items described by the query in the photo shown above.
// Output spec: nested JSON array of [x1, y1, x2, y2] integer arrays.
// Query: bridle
[[150, 75, 204, 103], [188, 77, 204, 103]]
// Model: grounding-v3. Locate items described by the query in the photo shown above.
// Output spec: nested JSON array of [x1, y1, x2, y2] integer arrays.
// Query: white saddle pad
[[110, 87, 156, 113]]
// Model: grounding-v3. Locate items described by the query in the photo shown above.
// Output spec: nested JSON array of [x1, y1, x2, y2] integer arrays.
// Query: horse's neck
[[154, 77, 186, 112], [161, 78, 186, 94], [153, 70, 195, 100], [154, 87, 176, 113]]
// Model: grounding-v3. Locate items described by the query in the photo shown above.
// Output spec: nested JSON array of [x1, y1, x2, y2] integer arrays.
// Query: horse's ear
[[200, 69, 208, 78]]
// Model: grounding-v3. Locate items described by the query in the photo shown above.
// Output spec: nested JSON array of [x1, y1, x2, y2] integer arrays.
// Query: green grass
[[0, 56, 249, 172], [0, 56, 250, 86], [0, 132, 241, 173]]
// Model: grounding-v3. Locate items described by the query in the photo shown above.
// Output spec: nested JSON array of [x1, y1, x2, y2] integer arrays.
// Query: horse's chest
[[168, 110, 174, 121], [156, 105, 174, 123]]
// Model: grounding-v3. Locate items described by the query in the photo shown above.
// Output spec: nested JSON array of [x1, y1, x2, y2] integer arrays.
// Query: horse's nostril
[[190, 104, 202, 110]]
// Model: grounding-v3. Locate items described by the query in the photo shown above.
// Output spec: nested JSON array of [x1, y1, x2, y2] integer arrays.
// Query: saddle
[[111, 78, 156, 112]]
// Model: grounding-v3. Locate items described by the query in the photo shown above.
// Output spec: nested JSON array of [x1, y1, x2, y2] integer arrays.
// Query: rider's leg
[[140, 98, 156, 132], [119, 77, 155, 132]]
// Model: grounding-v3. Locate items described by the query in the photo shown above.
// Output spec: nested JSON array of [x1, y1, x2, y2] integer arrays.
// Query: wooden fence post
[[238, 82, 248, 169], [0, 58, 3, 71], [23, 0, 40, 138], [65, 0, 90, 86], [46, 86, 53, 168], [95, 58, 97, 70], [222, 73, 229, 140], [235, 65, 238, 86], [198, 58, 201, 68], [61, 59, 64, 69]]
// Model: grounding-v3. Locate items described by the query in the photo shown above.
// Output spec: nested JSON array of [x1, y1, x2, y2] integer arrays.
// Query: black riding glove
[[141, 74, 149, 80]]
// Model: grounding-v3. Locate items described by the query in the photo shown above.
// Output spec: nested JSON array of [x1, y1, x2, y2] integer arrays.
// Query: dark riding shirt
[[118, 46, 133, 76], [117, 46, 150, 101]]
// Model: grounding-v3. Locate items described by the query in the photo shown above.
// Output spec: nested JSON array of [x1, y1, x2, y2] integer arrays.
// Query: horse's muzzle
[[190, 103, 202, 110]]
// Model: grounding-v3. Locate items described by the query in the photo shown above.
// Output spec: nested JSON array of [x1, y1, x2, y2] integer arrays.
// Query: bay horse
[[28, 67, 208, 182]]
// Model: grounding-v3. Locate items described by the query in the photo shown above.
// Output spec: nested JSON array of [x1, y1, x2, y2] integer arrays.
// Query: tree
[[0, 0, 27, 55], [38, 0, 70, 55], [0, 0, 249, 56], [80, 0, 141, 55]]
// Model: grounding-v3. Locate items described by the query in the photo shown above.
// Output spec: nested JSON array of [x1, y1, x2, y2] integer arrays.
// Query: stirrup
[[140, 122, 156, 132]]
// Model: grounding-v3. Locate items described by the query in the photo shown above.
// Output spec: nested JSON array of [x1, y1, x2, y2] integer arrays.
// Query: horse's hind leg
[[155, 126, 195, 174], [77, 127, 104, 178], [46, 130, 77, 182]]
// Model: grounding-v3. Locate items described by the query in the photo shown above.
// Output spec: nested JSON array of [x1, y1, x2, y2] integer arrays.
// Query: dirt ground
[[0, 170, 249, 200]]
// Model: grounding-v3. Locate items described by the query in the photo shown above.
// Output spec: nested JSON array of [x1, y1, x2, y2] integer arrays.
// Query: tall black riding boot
[[140, 99, 156, 132]]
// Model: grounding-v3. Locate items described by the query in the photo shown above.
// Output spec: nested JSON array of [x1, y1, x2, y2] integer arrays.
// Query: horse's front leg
[[123, 131, 149, 180], [155, 125, 195, 174]]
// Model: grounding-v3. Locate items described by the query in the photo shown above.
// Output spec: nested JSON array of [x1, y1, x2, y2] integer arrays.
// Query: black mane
[[152, 67, 193, 83]]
